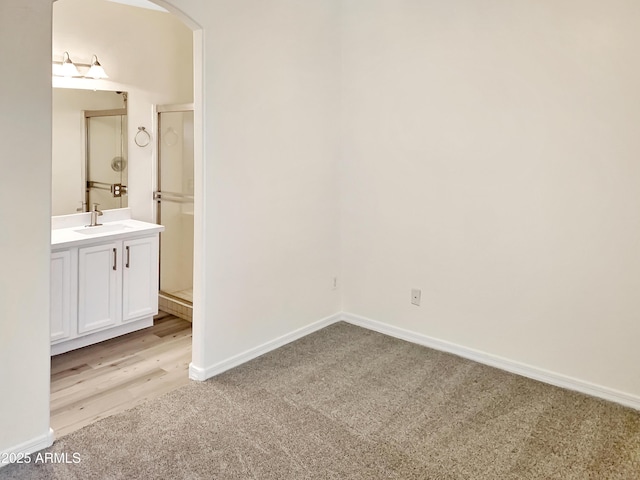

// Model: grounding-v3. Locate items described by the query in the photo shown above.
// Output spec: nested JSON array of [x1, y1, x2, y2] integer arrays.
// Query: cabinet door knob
[[126, 246, 130, 268], [113, 248, 117, 271]]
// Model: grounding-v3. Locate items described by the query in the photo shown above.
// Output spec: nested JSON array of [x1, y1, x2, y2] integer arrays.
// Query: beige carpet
[[3, 322, 640, 479]]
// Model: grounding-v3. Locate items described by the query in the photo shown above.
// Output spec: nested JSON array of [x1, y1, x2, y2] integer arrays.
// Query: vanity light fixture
[[52, 52, 109, 79], [57, 51, 80, 77], [86, 55, 109, 79]]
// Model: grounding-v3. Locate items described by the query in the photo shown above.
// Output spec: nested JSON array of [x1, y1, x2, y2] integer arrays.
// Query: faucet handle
[[92, 203, 101, 211]]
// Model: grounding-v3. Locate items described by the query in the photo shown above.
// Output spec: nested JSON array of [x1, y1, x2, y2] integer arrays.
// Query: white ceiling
[[103, 0, 167, 13]]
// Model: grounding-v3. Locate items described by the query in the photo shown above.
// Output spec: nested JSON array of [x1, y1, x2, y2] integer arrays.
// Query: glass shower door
[[155, 105, 194, 309], [86, 109, 128, 210]]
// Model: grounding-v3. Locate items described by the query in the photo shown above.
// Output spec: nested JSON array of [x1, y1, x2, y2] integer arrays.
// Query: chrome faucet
[[88, 203, 103, 227]]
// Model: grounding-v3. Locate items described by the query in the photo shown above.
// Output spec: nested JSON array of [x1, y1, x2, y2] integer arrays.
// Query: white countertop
[[51, 209, 164, 249]]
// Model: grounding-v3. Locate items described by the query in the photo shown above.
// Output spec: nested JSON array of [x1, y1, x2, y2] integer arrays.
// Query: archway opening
[[49, 0, 205, 438]]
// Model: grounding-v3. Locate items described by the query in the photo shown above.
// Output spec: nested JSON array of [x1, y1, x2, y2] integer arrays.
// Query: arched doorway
[[49, 0, 205, 437]]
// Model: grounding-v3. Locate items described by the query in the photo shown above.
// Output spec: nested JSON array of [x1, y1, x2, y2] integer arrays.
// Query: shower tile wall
[[159, 296, 192, 322]]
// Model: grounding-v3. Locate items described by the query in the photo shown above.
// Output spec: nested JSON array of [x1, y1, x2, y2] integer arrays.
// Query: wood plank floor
[[50, 312, 192, 438]]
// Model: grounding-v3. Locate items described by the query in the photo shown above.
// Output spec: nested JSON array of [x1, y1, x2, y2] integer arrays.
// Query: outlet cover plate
[[411, 288, 421, 306]]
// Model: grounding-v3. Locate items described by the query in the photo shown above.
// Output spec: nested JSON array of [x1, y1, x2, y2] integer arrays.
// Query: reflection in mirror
[[85, 107, 128, 211], [52, 88, 128, 215]]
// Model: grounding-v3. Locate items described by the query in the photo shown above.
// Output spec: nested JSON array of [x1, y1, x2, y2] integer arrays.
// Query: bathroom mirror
[[52, 88, 128, 216]]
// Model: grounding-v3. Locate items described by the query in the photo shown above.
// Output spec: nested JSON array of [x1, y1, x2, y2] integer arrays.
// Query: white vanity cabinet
[[78, 241, 120, 334], [50, 250, 74, 342], [121, 237, 159, 322], [51, 212, 163, 356], [78, 236, 159, 334]]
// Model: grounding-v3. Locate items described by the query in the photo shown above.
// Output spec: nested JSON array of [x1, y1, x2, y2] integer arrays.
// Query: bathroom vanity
[[51, 208, 164, 355]]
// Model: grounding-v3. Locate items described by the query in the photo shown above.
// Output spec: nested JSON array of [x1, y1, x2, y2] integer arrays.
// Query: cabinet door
[[51, 250, 72, 342], [122, 236, 159, 322], [78, 242, 120, 334]]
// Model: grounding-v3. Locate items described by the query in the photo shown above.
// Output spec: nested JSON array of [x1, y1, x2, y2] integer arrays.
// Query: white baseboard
[[188, 362, 208, 381], [341, 312, 640, 411], [187, 309, 640, 410], [189, 312, 343, 381], [0, 428, 55, 469]]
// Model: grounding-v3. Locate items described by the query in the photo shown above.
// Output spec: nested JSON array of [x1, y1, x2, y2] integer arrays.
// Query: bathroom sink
[[52, 216, 163, 248], [73, 223, 132, 235]]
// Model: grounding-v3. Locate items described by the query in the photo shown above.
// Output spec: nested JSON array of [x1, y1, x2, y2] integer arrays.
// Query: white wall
[[178, 0, 343, 367], [0, 0, 53, 455], [341, 0, 640, 396], [53, 0, 193, 222]]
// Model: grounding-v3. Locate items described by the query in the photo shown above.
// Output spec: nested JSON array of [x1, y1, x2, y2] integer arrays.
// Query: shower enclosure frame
[[154, 103, 195, 317], [84, 107, 128, 211]]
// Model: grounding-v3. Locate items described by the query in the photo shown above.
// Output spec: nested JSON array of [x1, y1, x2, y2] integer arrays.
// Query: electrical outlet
[[411, 288, 421, 306]]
